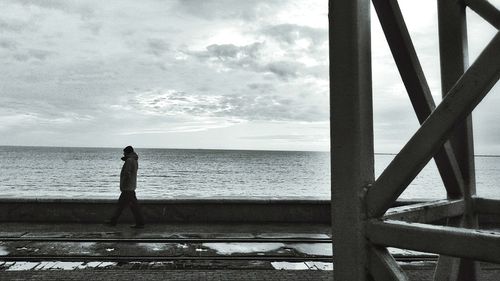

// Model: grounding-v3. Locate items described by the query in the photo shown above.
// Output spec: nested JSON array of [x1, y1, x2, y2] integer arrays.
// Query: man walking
[[107, 145, 145, 228]]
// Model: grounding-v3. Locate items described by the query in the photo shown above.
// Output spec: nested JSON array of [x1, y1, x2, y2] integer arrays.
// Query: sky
[[0, 0, 498, 153]]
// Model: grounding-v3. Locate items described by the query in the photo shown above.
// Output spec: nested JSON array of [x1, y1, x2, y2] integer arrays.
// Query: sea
[[0, 146, 498, 200]]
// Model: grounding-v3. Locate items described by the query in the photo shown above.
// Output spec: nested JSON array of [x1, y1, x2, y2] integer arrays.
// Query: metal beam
[[438, 0, 477, 220], [474, 198, 500, 215], [434, 252, 462, 281], [466, 0, 500, 29], [437, 1, 480, 279], [366, 32, 500, 218], [434, 216, 480, 281], [367, 220, 500, 263], [383, 199, 465, 223], [369, 246, 409, 281], [372, 0, 464, 199], [330, 0, 373, 280]]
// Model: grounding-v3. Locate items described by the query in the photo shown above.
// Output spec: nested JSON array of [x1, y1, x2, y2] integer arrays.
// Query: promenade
[[1, 222, 499, 280]]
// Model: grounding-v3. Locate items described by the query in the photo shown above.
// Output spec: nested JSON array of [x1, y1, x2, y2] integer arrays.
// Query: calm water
[[0, 146, 498, 200]]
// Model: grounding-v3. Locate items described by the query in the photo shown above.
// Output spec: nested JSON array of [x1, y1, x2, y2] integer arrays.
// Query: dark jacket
[[120, 152, 138, 192]]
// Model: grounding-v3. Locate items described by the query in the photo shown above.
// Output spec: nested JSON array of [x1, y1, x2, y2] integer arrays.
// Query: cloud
[[206, 44, 243, 59], [13, 0, 96, 19], [0, 0, 495, 152], [0, 38, 18, 50], [247, 83, 275, 93], [0, 18, 28, 33], [187, 42, 306, 79], [181, 23, 327, 80], [118, 119, 236, 134], [265, 61, 302, 79], [14, 0, 68, 10], [173, 0, 287, 21], [0, 103, 94, 133], [25, 49, 53, 61], [261, 24, 327, 47], [147, 38, 171, 57], [241, 133, 328, 143], [128, 88, 328, 122], [191, 42, 262, 65], [81, 21, 102, 35]]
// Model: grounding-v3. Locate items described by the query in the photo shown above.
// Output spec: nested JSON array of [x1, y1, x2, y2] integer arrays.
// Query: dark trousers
[[110, 191, 145, 225]]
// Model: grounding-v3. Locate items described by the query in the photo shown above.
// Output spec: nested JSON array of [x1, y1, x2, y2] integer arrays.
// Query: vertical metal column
[[438, 0, 476, 203], [435, 0, 479, 280], [330, 0, 374, 280]]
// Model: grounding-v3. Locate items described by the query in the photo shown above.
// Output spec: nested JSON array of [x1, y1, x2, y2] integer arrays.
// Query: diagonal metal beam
[[383, 199, 465, 223], [369, 246, 409, 281], [372, 0, 464, 199], [366, 32, 500, 218], [367, 219, 500, 263], [466, 0, 500, 29]]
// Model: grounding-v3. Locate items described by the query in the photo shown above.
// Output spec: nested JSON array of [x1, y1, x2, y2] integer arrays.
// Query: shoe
[[104, 220, 116, 227], [130, 224, 145, 229]]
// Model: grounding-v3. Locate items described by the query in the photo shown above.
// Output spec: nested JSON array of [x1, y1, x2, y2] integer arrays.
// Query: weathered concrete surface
[[0, 222, 332, 263], [0, 222, 336, 279], [0, 268, 499, 281], [1, 269, 333, 281], [0, 222, 499, 280], [0, 223, 500, 281]]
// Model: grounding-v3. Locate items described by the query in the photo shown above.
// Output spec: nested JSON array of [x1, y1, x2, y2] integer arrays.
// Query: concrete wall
[[0, 198, 498, 225], [0, 198, 330, 223]]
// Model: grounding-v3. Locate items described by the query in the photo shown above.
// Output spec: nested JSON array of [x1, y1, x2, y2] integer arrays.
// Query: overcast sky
[[0, 0, 498, 153]]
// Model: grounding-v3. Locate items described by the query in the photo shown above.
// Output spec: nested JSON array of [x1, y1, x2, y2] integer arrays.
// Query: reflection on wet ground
[[0, 222, 472, 272]]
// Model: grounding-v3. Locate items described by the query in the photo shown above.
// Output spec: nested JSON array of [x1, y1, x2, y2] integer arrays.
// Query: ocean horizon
[[0, 145, 498, 200]]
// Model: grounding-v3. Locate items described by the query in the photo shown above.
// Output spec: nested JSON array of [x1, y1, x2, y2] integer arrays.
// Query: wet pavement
[[0, 222, 333, 271], [0, 222, 499, 280], [0, 222, 331, 260]]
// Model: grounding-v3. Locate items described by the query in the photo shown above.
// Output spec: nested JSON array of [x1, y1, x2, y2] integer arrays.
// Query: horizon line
[[0, 144, 329, 153], [1, 145, 500, 157]]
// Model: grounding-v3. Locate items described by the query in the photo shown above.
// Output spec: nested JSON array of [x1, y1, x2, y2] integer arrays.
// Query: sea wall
[[0, 198, 330, 223], [0, 198, 497, 225]]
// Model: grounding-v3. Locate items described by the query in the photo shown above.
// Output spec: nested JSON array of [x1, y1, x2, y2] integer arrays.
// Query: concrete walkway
[[3, 266, 500, 281], [0, 222, 499, 281]]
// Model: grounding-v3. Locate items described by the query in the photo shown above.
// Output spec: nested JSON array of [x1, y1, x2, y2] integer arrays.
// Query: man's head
[[123, 146, 134, 154]]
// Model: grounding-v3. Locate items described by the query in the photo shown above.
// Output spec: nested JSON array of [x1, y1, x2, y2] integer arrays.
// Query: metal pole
[[330, 0, 374, 280]]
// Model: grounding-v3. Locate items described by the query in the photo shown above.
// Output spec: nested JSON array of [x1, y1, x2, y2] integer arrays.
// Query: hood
[[122, 151, 139, 161]]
